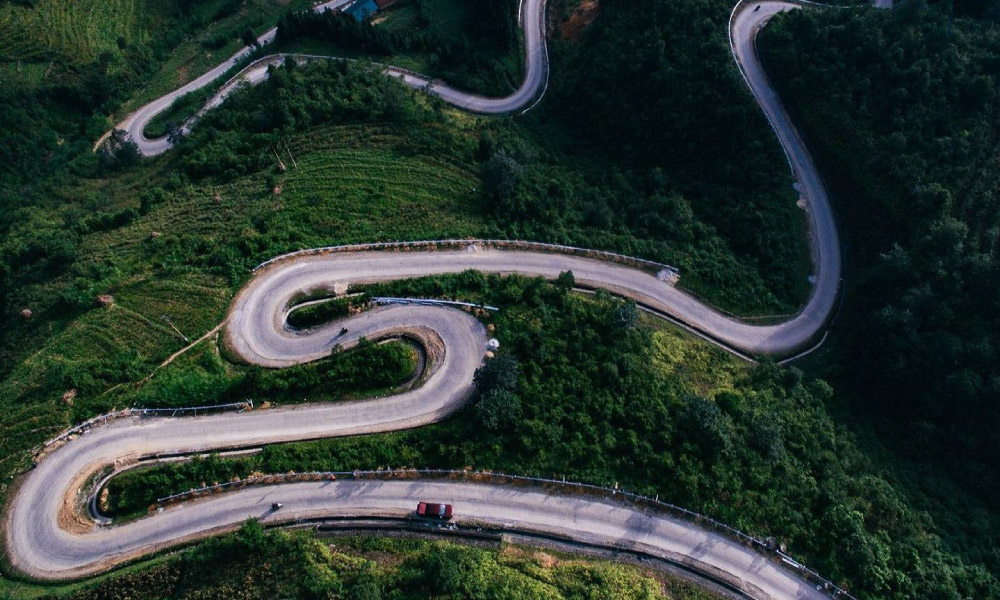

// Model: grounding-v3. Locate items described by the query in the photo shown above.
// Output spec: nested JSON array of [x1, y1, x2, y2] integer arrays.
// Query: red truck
[[416, 501, 453, 520]]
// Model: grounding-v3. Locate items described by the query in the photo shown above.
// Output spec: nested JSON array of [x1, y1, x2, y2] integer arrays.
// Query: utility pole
[[284, 139, 298, 169], [161, 315, 190, 343]]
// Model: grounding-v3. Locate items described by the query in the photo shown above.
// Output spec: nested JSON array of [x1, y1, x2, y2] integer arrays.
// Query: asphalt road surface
[[8, 3, 848, 599]]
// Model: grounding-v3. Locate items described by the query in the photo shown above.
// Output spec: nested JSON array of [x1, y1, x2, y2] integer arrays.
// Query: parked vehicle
[[416, 501, 453, 519]]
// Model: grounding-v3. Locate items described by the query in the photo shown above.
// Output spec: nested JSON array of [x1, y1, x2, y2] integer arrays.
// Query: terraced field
[[0, 0, 146, 64], [77, 124, 484, 270], [0, 273, 230, 480], [279, 129, 484, 242]]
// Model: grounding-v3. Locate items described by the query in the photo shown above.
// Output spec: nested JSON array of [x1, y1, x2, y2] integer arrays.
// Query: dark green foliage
[[760, 0, 1000, 517], [473, 353, 519, 395], [757, 4, 1000, 596], [481, 151, 522, 204], [679, 395, 732, 461], [50, 526, 696, 600], [535, 0, 810, 312], [286, 296, 361, 329], [176, 60, 432, 181], [240, 28, 258, 48], [275, 0, 520, 95], [476, 388, 520, 431], [97, 129, 141, 172]]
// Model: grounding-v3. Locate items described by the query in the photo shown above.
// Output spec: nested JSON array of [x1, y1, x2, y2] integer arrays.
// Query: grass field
[[0, 272, 231, 481], [0, 0, 148, 64], [75, 123, 483, 270], [0, 0, 316, 116]]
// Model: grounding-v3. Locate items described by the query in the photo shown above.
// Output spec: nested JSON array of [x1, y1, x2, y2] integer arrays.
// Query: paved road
[[107, 0, 547, 156], [7, 3, 847, 598], [228, 235, 831, 363]]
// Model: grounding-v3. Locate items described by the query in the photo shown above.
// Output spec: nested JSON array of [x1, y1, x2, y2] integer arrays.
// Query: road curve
[[108, 0, 548, 156], [7, 3, 848, 599]]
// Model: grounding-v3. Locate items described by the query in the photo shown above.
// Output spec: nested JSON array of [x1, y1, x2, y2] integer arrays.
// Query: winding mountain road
[[109, 0, 548, 156], [6, 2, 854, 599]]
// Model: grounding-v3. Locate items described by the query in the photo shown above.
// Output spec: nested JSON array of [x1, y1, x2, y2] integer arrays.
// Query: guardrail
[[252, 239, 680, 281], [372, 297, 499, 312], [42, 410, 133, 450], [37, 402, 253, 455], [154, 468, 856, 600], [130, 401, 253, 418]]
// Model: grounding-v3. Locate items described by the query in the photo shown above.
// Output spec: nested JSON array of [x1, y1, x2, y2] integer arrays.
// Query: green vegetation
[[287, 295, 363, 330], [102, 273, 999, 599], [274, 0, 524, 96], [0, 0, 154, 65], [25, 522, 716, 600], [141, 87, 211, 139], [536, 0, 810, 311], [8, 1, 997, 600], [759, 2, 1000, 593], [132, 336, 417, 408]]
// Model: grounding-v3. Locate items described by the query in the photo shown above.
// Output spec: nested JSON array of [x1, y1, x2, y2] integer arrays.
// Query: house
[[346, 0, 379, 21]]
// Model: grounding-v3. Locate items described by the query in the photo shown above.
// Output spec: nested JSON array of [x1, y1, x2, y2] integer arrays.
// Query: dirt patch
[[559, 0, 600, 42]]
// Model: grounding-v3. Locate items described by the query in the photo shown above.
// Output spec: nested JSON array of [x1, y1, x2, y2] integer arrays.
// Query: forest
[[274, 0, 520, 94], [760, 0, 1000, 550]]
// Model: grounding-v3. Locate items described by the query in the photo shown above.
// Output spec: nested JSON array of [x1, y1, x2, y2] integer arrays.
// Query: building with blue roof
[[346, 0, 379, 21]]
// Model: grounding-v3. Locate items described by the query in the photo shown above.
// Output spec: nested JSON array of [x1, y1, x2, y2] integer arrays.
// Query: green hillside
[[0, 0, 149, 64]]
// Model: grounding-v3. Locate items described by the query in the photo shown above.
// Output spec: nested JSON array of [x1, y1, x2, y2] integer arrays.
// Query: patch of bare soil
[[559, 0, 600, 42]]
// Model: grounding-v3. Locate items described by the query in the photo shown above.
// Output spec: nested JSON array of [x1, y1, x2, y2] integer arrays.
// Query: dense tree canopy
[[761, 0, 1000, 485]]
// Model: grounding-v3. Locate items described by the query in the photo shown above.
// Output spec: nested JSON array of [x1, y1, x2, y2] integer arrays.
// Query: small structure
[[656, 267, 680, 285], [346, 0, 379, 21], [96, 294, 115, 308]]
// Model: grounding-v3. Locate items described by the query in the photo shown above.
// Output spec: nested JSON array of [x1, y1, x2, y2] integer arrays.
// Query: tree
[[555, 270, 575, 291], [681, 395, 732, 461], [482, 151, 521, 205], [476, 388, 520, 431], [98, 129, 141, 171], [613, 301, 640, 331], [241, 29, 258, 48], [473, 354, 519, 395]]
